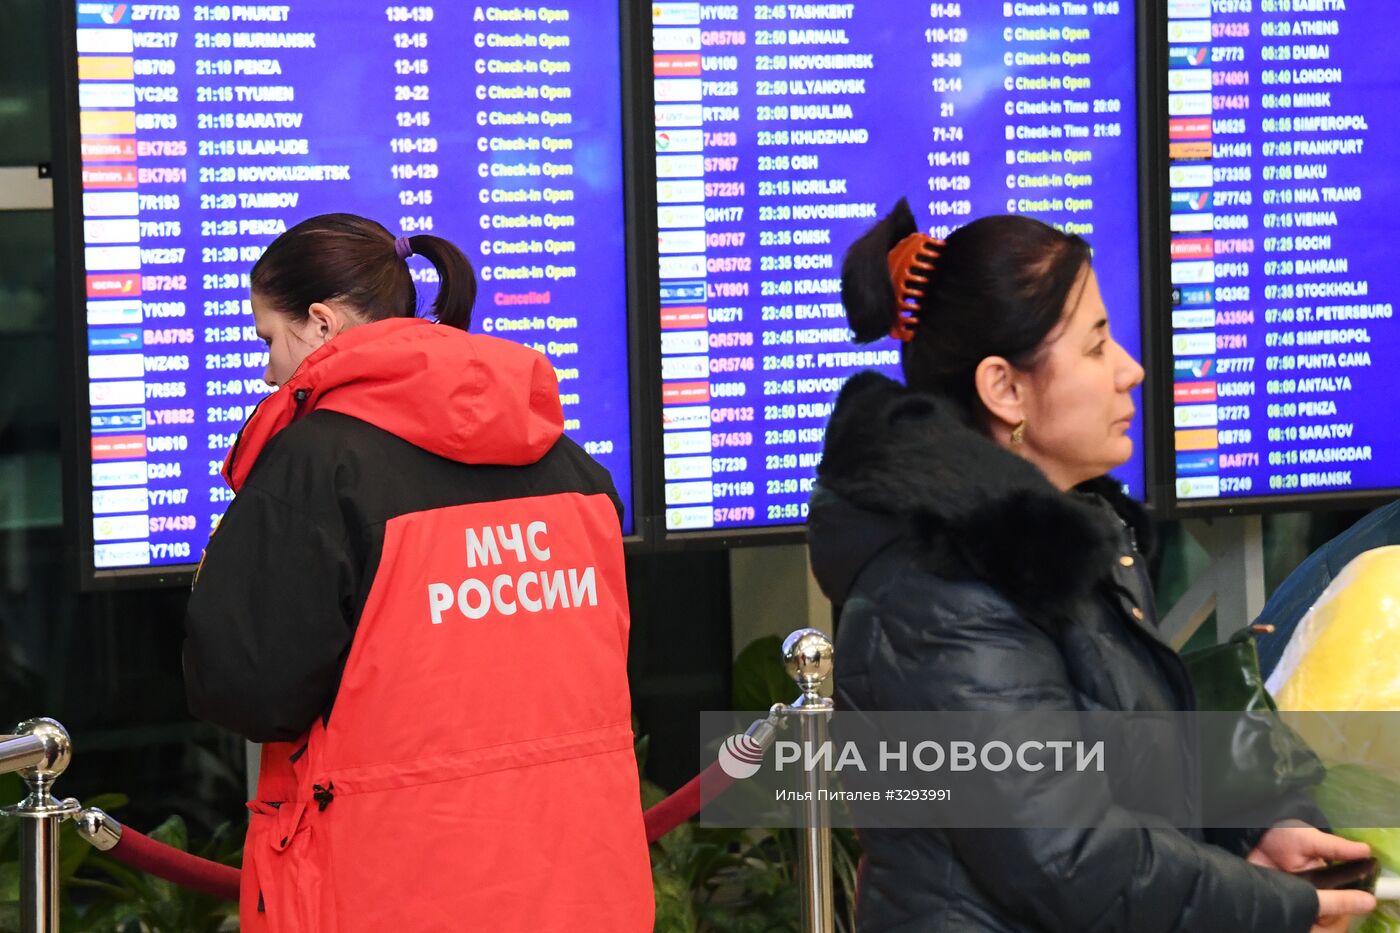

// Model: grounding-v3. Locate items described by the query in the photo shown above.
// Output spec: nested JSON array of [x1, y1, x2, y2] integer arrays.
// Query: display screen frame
[[1153, 0, 1400, 519], [652, 0, 1169, 549], [53, 0, 655, 591]]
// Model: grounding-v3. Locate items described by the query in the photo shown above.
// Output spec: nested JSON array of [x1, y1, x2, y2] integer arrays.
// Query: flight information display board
[[650, 1, 1146, 534], [1165, 0, 1400, 506], [63, 1, 634, 579]]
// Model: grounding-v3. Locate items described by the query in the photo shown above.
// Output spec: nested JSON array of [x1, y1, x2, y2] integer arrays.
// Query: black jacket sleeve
[[183, 471, 358, 743], [855, 586, 1320, 933]]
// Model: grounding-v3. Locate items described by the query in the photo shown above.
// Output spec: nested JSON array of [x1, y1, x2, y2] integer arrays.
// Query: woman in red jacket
[[184, 213, 653, 932]]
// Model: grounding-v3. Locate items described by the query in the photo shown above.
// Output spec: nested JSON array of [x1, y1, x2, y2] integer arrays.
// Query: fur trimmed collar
[[809, 372, 1147, 615]]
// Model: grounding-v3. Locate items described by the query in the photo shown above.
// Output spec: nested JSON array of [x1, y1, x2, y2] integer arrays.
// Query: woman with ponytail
[[183, 213, 653, 932], [807, 201, 1372, 932]]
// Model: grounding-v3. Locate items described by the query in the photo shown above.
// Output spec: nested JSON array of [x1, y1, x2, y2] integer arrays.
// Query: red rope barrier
[[106, 826, 242, 903], [643, 758, 736, 843], [93, 749, 746, 900]]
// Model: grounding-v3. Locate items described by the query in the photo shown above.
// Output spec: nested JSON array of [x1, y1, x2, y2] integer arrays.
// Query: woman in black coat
[[806, 199, 1374, 933]]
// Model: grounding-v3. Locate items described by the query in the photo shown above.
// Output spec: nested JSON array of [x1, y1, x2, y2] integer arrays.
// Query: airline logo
[[92, 487, 148, 515], [1171, 238, 1215, 260], [1167, 20, 1212, 43], [87, 299, 142, 324], [89, 352, 143, 380], [655, 129, 703, 153], [92, 461, 146, 487], [1175, 404, 1219, 428], [654, 78, 702, 103], [91, 407, 145, 433], [1169, 164, 1213, 188], [664, 456, 713, 481], [89, 380, 144, 407], [75, 27, 133, 53], [1168, 93, 1212, 116], [659, 305, 708, 329], [1171, 190, 1213, 212], [1168, 47, 1209, 68], [84, 218, 140, 243], [666, 506, 713, 531], [82, 165, 137, 189], [79, 111, 136, 136], [88, 327, 142, 351], [660, 280, 705, 303], [94, 541, 151, 568], [1176, 285, 1214, 306], [662, 430, 712, 455], [657, 179, 705, 204], [78, 82, 136, 109], [1173, 357, 1215, 380], [662, 405, 711, 431], [652, 3, 701, 26], [1169, 141, 1213, 161], [665, 481, 713, 506], [85, 245, 141, 272], [657, 204, 705, 228], [1167, 0, 1210, 16], [1176, 476, 1221, 499], [654, 53, 701, 77], [1171, 260, 1215, 285], [656, 153, 704, 179], [1168, 69, 1212, 93], [77, 55, 134, 81], [1176, 452, 1219, 476], [82, 191, 139, 217], [1175, 428, 1219, 452], [91, 433, 147, 460], [662, 382, 711, 405], [658, 229, 706, 254], [658, 255, 706, 279], [1171, 213, 1214, 233], [1173, 332, 1217, 356], [662, 355, 709, 380], [1169, 116, 1212, 140], [660, 330, 707, 355], [1174, 381, 1218, 404], [80, 137, 137, 161], [655, 103, 702, 127], [76, 3, 129, 24], [653, 27, 702, 51], [1172, 308, 1216, 330], [93, 513, 149, 542]]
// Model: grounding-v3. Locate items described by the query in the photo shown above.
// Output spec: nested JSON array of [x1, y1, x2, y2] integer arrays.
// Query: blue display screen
[[71, 1, 634, 573], [650, 1, 1145, 532], [1165, 0, 1400, 504]]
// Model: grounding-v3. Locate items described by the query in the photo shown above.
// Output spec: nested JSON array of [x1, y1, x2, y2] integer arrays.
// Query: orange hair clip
[[886, 232, 944, 342]]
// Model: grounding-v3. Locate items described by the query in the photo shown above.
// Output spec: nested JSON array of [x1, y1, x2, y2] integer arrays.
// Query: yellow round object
[[1274, 546, 1400, 712]]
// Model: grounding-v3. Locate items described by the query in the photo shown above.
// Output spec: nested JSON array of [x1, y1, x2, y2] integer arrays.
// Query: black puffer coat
[[807, 372, 1318, 933]]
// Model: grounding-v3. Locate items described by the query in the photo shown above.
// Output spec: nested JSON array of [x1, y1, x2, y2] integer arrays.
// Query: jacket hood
[[224, 317, 563, 491], [809, 371, 1147, 615]]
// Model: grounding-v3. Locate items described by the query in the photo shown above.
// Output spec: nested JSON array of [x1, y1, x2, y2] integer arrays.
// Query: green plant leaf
[[732, 636, 796, 712], [0, 864, 16, 903]]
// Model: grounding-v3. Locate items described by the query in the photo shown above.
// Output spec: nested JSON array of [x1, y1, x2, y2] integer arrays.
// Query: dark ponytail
[[840, 199, 1092, 419], [399, 234, 477, 330], [250, 213, 477, 330], [840, 197, 919, 342]]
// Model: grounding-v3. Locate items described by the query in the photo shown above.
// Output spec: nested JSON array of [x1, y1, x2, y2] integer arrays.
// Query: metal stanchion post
[[782, 628, 835, 933], [2, 719, 79, 933]]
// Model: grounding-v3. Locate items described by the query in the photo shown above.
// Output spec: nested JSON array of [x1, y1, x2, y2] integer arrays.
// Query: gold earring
[[1010, 420, 1026, 446]]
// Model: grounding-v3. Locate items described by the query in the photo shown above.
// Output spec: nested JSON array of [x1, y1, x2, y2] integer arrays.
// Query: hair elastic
[[394, 236, 414, 260], [886, 232, 944, 343]]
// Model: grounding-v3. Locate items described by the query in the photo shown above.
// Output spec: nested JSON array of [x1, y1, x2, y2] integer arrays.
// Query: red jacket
[[185, 318, 653, 931]]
